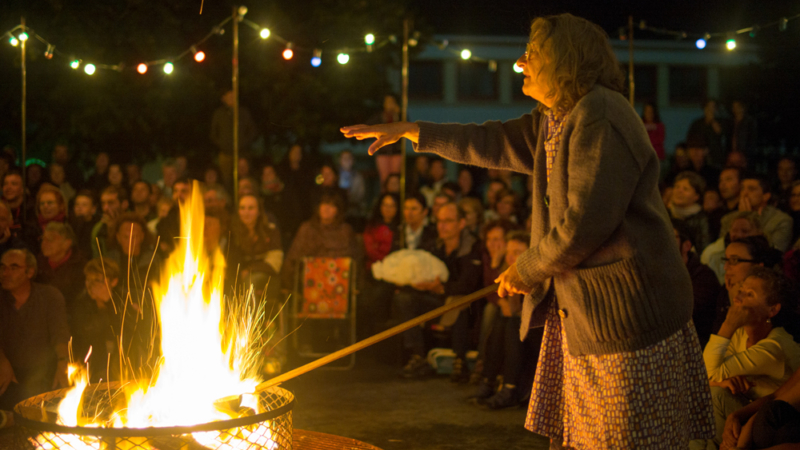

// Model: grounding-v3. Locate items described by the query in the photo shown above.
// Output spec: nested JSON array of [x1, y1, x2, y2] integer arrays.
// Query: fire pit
[[13, 382, 294, 450]]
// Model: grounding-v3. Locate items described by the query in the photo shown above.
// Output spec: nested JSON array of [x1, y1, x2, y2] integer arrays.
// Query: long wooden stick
[[257, 283, 500, 390]]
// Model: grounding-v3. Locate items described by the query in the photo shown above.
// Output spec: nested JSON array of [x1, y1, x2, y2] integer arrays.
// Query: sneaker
[[449, 357, 469, 383], [402, 355, 432, 379], [469, 378, 496, 404], [484, 386, 517, 410]]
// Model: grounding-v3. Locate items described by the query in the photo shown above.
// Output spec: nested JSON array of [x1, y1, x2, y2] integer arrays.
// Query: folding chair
[[291, 257, 357, 369]]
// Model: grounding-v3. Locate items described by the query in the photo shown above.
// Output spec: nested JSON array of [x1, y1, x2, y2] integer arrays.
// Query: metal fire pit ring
[[13, 382, 295, 449]]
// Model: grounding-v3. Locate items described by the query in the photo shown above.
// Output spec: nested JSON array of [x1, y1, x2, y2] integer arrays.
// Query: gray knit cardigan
[[414, 85, 693, 356]]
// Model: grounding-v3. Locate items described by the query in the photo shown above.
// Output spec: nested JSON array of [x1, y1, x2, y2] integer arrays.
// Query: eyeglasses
[[722, 256, 757, 266]]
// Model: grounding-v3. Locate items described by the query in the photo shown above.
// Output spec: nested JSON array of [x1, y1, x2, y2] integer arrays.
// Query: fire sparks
[[28, 182, 280, 449]]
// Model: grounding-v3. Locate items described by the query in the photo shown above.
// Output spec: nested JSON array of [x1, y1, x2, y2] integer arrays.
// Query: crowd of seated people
[[0, 97, 800, 446]]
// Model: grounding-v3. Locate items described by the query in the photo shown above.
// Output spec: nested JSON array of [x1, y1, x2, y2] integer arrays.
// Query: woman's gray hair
[[44, 221, 77, 246]]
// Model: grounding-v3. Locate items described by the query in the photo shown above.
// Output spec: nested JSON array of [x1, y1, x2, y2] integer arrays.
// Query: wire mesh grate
[[13, 383, 294, 450]]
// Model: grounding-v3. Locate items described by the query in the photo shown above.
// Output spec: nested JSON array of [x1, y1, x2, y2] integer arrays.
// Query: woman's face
[[157, 202, 171, 218], [380, 196, 398, 224], [735, 276, 780, 325], [319, 202, 338, 225], [485, 227, 506, 260], [790, 185, 800, 212], [108, 164, 123, 186], [39, 192, 62, 219], [723, 242, 759, 292], [671, 179, 700, 208], [516, 45, 551, 106], [238, 196, 259, 227], [116, 222, 144, 256]]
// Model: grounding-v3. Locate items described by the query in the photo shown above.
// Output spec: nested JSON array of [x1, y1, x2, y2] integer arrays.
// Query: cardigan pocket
[[555, 256, 660, 351]]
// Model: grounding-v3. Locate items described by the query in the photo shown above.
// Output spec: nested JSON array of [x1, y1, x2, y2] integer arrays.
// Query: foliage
[[0, 0, 416, 167]]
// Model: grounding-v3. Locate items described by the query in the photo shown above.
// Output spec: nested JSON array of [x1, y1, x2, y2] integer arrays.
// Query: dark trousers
[[483, 315, 523, 385], [752, 399, 800, 448], [393, 289, 471, 359], [0, 364, 54, 411]]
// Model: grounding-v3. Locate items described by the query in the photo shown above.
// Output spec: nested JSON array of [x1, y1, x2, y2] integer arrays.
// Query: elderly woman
[[36, 183, 68, 231], [343, 13, 713, 449]]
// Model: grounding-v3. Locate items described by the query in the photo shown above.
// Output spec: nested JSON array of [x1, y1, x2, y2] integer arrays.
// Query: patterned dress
[[524, 110, 715, 449]]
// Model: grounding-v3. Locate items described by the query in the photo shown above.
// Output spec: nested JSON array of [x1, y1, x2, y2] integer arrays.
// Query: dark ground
[[282, 346, 550, 450], [0, 348, 550, 449]]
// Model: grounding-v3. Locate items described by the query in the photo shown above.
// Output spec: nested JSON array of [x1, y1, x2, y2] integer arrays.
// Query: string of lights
[[1, 7, 508, 76], [622, 12, 800, 51]]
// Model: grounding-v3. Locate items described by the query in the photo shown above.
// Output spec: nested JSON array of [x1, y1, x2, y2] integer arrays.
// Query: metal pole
[[628, 15, 635, 106], [232, 7, 240, 205], [399, 18, 410, 248], [21, 17, 27, 222]]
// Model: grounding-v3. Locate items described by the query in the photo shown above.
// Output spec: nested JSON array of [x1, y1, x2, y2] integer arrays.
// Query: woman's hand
[[340, 122, 420, 155], [719, 304, 753, 338], [495, 263, 532, 298], [719, 375, 753, 395]]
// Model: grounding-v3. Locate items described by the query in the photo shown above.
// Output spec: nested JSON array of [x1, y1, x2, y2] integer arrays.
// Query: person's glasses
[[722, 256, 756, 266]]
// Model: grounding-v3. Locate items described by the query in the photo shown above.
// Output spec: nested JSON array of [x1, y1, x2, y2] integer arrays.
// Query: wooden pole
[[399, 18, 410, 248], [628, 15, 635, 106], [21, 17, 27, 222], [232, 6, 240, 204], [257, 283, 500, 390]]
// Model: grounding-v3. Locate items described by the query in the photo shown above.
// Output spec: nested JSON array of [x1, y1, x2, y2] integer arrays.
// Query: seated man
[[91, 185, 129, 258], [673, 219, 720, 347], [36, 222, 86, 312], [720, 173, 793, 252], [391, 192, 437, 252], [703, 267, 800, 448], [394, 202, 483, 381], [0, 249, 70, 411], [70, 258, 151, 383]]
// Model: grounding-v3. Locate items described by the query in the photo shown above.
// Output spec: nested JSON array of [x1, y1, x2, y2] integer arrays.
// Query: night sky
[[412, 0, 787, 38]]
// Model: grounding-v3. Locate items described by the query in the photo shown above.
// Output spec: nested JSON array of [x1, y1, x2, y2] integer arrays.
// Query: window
[[457, 61, 497, 101], [631, 65, 657, 103], [409, 61, 444, 100], [669, 66, 707, 105]]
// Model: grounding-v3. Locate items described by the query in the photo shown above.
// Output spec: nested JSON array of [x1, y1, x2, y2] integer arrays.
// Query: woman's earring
[[766, 318, 771, 324]]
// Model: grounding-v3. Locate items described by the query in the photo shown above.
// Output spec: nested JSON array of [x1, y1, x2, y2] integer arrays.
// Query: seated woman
[[473, 219, 517, 382], [363, 193, 400, 273], [281, 192, 357, 352], [281, 192, 357, 289], [712, 236, 783, 335], [227, 194, 283, 298], [703, 266, 800, 448], [701, 211, 763, 283], [669, 171, 711, 252]]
